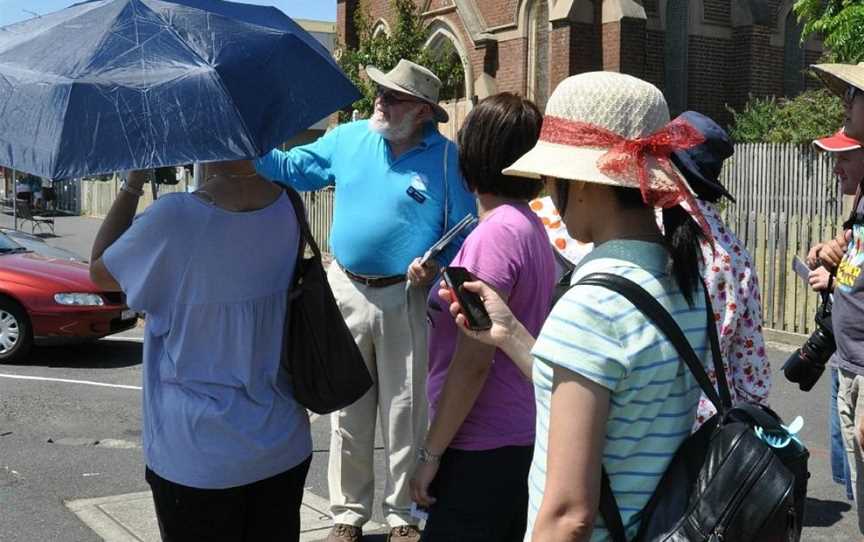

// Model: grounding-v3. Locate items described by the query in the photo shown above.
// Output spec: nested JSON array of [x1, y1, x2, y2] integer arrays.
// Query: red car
[[0, 233, 137, 362]]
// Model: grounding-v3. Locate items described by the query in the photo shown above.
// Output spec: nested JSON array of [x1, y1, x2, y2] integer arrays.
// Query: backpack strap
[[599, 468, 628, 542], [577, 273, 728, 410], [574, 272, 732, 541]]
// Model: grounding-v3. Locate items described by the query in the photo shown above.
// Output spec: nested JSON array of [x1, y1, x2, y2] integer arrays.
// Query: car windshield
[[0, 232, 29, 253]]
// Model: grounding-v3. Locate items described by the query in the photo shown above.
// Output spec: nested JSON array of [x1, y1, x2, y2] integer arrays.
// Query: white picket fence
[[719, 143, 846, 337]]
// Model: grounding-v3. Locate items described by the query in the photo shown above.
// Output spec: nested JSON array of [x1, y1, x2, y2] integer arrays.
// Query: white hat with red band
[[502, 71, 702, 208]]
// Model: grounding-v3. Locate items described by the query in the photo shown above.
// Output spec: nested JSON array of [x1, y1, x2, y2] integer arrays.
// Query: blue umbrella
[[0, 0, 360, 179]]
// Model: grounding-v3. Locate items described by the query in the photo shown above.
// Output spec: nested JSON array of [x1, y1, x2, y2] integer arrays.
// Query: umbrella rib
[[138, 2, 258, 156]]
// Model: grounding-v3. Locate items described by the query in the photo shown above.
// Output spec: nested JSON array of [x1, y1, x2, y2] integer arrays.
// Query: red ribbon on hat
[[540, 116, 713, 241]]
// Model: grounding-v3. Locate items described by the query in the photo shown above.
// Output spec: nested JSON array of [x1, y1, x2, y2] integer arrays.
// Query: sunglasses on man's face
[[845, 85, 861, 104], [376, 88, 423, 106]]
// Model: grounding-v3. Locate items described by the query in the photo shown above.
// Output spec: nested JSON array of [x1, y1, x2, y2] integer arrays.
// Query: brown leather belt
[[340, 264, 406, 288]]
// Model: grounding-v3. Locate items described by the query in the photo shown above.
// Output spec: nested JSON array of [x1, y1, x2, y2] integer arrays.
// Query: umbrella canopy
[[0, 0, 360, 179]]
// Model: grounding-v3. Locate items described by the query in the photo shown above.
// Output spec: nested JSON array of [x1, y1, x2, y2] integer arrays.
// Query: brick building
[[336, 0, 822, 128]]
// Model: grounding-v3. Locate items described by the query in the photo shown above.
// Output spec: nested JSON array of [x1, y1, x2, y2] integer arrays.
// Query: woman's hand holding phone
[[438, 273, 517, 349]]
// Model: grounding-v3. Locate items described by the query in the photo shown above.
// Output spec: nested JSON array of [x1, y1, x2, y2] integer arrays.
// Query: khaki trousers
[[837, 368, 864, 535], [326, 264, 429, 528]]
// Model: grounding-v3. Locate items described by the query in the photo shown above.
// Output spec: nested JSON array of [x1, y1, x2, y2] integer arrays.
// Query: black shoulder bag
[[281, 187, 373, 414], [574, 273, 808, 542]]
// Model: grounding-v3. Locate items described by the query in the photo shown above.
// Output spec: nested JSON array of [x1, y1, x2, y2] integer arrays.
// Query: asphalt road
[[0, 336, 858, 541]]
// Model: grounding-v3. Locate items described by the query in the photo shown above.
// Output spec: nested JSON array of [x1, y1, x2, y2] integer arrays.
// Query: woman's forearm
[[424, 338, 496, 454], [90, 171, 146, 262], [502, 322, 537, 380]]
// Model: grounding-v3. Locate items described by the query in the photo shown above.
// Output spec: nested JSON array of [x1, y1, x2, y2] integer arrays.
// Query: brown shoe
[[325, 524, 362, 542], [388, 525, 421, 542]]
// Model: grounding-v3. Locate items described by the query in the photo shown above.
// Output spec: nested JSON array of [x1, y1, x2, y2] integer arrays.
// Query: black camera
[[783, 291, 835, 391]]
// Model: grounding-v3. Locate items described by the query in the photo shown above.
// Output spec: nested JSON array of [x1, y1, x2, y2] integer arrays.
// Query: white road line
[[100, 335, 144, 343], [0, 373, 141, 390]]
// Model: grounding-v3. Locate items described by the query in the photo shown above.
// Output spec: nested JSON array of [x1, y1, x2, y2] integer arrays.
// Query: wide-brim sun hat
[[812, 63, 864, 98], [502, 71, 702, 210], [366, 59, 449, 123], [670, 111, 736, 203], [813, 129, 863, 152]]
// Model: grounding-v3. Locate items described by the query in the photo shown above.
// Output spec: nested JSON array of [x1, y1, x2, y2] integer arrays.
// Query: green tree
[[794, 0, 864, 63], [727, 89, 844, 144], [337, 0, 465, 121]]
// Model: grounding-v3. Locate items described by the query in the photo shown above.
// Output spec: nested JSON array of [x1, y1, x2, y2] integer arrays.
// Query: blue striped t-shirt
[[526, 240, 709, 541]]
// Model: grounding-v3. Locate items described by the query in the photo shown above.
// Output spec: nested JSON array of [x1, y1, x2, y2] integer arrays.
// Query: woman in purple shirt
[[409, 93, 556, 541]]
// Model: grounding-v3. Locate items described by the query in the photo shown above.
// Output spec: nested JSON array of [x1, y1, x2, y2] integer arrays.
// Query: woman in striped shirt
[[439, 72, 714, 541]]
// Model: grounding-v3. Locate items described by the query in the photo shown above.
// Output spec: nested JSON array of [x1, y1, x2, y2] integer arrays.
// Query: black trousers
[[145, 455, 312, 542], [420, 445, 533, 542]]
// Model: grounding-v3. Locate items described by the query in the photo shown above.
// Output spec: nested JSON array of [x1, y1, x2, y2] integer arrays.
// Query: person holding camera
[[799, 128, 863, 502], [810, 62, 864, 537]]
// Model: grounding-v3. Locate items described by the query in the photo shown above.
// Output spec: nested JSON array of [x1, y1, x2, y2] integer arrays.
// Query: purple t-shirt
[[426, 202, 556, 450]]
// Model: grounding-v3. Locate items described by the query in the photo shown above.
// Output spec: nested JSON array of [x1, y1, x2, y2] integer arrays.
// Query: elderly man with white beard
[[255, 59, 476, 542]]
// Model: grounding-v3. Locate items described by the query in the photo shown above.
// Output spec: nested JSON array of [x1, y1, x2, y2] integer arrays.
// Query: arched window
[[372, 19, 390, 39], [664, 0, 689, 116], [425, 31, 467, 101], [783, 9, 805, 96], [527, 0, 550, 111]]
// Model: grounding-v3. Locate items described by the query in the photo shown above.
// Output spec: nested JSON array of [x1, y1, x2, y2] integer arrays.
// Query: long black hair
[[614, 187, 705, 306]]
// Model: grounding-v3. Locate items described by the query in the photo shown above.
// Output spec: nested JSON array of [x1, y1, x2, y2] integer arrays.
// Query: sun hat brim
[[502, 140, 696, 195], [812, 63, 864, 98], [670, 147, 736, 202], [366, 66, 449, 123]]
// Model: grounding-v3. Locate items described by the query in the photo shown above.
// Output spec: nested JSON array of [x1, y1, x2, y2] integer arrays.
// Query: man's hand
[[407, 257, 440, 287], [806, 243, 824, 269], [409, 460, 439, 508], [817, 230, 852, 269], [808, 267, 832, 292]]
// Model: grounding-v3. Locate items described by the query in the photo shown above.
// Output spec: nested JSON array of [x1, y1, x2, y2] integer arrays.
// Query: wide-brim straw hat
[[812, 62, 864, 98], [503, 71, 696, 198], [366, 59, 449, 123]]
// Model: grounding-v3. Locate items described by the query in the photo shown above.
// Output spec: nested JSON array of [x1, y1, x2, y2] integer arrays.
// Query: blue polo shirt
[[255, 120, 477, 276]]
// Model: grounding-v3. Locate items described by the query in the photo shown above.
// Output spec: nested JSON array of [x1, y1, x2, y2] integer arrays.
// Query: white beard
[[369, 109, 420, 142]]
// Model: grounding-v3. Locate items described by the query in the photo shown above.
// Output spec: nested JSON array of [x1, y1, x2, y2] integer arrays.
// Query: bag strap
[[599, 468, 628, 542], [577, 273, 729, 410], [702, 279, 733, 409], [575, 273, 732, 542], [281, 186, 323, 288]]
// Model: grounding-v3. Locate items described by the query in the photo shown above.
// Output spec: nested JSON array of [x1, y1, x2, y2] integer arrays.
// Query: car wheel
[[0, 298, 32, 363]]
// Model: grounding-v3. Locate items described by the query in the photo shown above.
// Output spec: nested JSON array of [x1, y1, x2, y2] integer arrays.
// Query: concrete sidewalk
[[65, 489, 384, 542]]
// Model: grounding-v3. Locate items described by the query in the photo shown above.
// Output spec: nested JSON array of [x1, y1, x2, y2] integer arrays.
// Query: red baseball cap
[[814, 129, 863, 152]]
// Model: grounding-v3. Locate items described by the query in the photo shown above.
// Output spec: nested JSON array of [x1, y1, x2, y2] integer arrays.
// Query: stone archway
[[424, 20, 473, 138]]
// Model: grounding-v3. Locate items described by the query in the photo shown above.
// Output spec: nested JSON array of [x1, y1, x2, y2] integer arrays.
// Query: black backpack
[[573, 273, 808, 542]]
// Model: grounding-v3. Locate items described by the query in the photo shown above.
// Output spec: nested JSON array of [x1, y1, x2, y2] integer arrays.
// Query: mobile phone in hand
[[442, 266, 492, 331]]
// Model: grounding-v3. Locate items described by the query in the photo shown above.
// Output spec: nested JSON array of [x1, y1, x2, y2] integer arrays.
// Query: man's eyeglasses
[[845, 85, 861, 104], [376, 88, 424, 106]]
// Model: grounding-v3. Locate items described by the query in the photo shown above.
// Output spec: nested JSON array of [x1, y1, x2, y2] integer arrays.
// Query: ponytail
[[662, 205, 705, 306]]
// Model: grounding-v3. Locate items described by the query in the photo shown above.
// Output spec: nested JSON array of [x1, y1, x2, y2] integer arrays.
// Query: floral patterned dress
[[691, 200, 770, 427]]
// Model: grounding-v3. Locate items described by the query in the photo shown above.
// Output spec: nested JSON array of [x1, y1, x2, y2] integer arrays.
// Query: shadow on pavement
[[804, 496, 853, 528], [6, 340, 142, 369]]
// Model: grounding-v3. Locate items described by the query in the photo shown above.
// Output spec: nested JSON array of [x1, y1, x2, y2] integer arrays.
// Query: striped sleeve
[[532, 284, 626, 391]]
